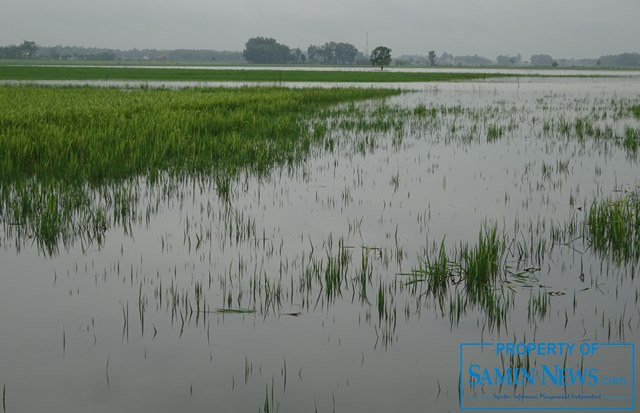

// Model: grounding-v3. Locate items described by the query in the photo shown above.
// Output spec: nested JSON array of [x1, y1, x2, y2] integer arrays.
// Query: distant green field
[[0, 65, 512, 82]]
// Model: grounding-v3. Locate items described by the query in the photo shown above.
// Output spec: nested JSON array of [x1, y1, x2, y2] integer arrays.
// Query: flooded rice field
[[14, 64, 640, 78], [1, 78, 639, 412]]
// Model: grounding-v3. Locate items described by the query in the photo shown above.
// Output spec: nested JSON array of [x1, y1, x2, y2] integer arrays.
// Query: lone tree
[[370, 46, 391, 70], [428, 50, 436, 66], [243, 37, 290, 64]]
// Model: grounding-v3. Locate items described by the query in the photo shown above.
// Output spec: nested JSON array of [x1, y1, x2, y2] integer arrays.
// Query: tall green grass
[[463, 226, 503, 292], [409, 225, 511, 330], [412, 226, 504, 293], [0, 86, 399, 182], [588, 191, 640, 262]]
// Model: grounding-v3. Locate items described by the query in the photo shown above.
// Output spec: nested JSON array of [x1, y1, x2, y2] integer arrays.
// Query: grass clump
[[588, 190, 640, 263], [410, 225, 509, 331], [463, 226, 503, 292], [411, 225, 505, 294], [486, 124, 505, 142], [623, 127, 640, 153]]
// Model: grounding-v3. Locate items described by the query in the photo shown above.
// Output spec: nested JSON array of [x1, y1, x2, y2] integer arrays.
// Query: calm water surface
[[1, 77, 639, 412]]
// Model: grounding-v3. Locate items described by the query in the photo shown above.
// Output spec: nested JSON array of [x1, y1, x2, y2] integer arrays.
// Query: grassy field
[[0, 85, 400, 182], [0, 65, 512, 82], [0, 85, 401, 252]]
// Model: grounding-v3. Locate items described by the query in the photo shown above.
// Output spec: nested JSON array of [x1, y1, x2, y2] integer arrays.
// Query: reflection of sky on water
[[0, 78, 639, 412]]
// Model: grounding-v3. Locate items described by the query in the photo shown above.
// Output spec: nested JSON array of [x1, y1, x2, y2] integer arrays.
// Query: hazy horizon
[[2, 0, 639, 59]]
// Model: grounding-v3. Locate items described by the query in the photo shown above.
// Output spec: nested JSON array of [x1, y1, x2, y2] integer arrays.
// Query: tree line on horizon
[[242, 37, 367, 65], [0, 41, 244, 63], [2, 40, 640, 68]]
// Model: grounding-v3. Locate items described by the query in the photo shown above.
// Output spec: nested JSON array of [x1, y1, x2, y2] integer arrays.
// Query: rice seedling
[[588, 189, 640, 263], [463, 226, 503, 289], [527, 290, 550, 323], [486, 124, 505, 142], [410, 239, 451, 295], [623, 126, 639, 153]]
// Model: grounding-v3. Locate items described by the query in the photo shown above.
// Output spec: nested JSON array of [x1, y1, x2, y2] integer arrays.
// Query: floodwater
[[1, 77, 639, 412], [14, 63, 640, 78], [2, 72, 640, 91]]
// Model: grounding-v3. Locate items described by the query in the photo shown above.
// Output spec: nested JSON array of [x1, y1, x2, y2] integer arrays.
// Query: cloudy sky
[[2, 0, 639, 58]]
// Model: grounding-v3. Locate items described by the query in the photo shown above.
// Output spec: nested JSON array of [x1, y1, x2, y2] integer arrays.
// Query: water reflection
[[1, 79, 639, 412]]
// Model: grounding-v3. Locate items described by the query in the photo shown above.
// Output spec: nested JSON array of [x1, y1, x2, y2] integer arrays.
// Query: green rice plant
[[588, 191, 640, 263], [486, 124, 505, 142], [0, 86, 399, 182], [528, 290, 550, 323], [0, 85, 399, 253], [357, 247, 373, 301], [323, 239, 350, 299], [411, 225, 512, 331], [463, 225, 504, 292], [623, 127, 639, 153], [411, 226, 504, 293], [411, 239, 452, 294]]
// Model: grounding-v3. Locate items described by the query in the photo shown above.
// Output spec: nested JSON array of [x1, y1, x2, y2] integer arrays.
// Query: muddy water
[[0, 78, 639, 412]]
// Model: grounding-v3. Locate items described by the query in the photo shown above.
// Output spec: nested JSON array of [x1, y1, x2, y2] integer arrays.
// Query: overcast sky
[[2, 0, 639, 58]]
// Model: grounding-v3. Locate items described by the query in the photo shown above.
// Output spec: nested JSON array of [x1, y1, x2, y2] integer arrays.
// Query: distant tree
[[598, 52, 640, 67], [334, 42, 359, 65], [496, 54, 521, 66], [552, 61, 559, 67], [530, 54, 555, 67], [370, 46, 392, 70], [306, 45, 321, 64], [19, 41, 38, 58], [243, 37, 290, 64], [453, 55, 494, 66], [0, 40, 38, 59], [428, 50, 436, 66], [439, 52, 453, 65], [289, 48, 304, 64], [0, 45, 18, 59], [354, 53, 370, 65], [306, 42, 359, 65]]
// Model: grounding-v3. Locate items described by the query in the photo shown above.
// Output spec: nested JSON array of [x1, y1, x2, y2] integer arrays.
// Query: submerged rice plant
[[410, 225, 512, 330], [463, 226, 504, 291], [0, 85, 399, 253], [588, 189, 640, 263]]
